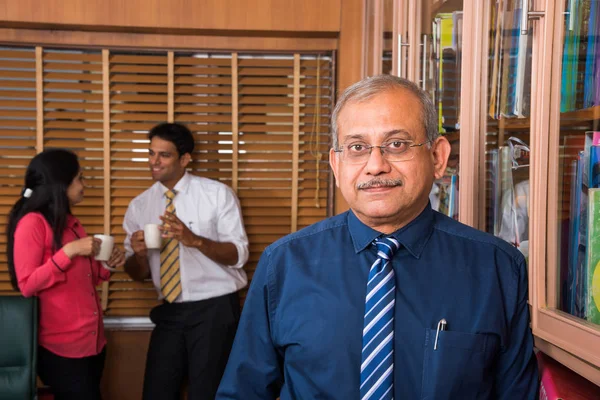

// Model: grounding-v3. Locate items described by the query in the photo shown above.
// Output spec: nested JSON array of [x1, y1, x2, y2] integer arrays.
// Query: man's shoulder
[[187, 174, 233, 194], [129, 182, 161, 207], [265, 212, 349, 254], [433, 212, 524, 263]]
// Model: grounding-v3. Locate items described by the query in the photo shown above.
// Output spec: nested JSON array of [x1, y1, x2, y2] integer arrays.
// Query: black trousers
[[37, 345, 106, 400], [143, 291, 241, 400]]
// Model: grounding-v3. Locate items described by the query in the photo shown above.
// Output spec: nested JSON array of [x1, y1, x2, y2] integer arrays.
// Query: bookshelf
[[364, 0, 600, 387], [480, 0, 600, 385]]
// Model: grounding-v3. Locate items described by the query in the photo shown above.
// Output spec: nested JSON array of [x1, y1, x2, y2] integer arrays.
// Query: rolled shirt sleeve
[[217, 185, 249, 269]]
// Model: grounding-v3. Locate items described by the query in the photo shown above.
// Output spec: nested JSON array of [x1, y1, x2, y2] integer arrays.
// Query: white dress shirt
[[123, 172, 249, 302]]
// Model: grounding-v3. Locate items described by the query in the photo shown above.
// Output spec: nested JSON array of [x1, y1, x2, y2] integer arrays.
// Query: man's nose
[[364, 146, 391, 175]]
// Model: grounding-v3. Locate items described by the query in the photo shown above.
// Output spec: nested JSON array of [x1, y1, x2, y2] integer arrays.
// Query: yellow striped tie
[[160, 189, 181, 302]]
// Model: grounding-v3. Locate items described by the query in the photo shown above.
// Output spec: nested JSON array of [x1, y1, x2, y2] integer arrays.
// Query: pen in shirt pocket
[[434, 318, 447, 350]]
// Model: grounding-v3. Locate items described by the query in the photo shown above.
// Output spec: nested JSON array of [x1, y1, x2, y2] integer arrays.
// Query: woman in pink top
[[6, 149, 125, 400]]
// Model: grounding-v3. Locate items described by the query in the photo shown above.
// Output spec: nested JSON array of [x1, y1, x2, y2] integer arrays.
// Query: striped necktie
[[160, 189, 181, 303], [360, 236, 400, 400]]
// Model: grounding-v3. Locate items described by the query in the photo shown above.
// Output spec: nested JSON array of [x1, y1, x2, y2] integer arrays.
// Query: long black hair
[[6, 149, 80, 291]]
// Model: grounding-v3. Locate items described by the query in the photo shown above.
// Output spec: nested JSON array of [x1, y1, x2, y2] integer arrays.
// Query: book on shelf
[[587, 187, 600, 324], [488, 148, 500, 233], [487, 0, 532, 119], [432, 13, 456, 133], [584, 0, 600, 108], [494, 146, 513, 237], [560, 0, 583, 112], [498, 1, 519, 118], [513, 2, 532, 118], [560, 0, 599, 112], [488, 0, 505, 118], [564, 131, 600, 319], [567, 152, 584, 316], [537, 351, 600, 400]]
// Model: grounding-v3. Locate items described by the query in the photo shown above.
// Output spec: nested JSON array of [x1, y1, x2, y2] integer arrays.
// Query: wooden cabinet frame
[[532, 0, 600, 384]]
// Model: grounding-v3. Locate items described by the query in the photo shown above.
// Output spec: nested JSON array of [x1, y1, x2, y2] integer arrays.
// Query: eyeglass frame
[[332, 139, 433, 164]]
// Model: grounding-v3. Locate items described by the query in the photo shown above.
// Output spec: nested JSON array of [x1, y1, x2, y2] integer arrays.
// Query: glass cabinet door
[[363, 0, 464, 220], [426, 0, 464, 220], [364, 0, 396, 76], [554, 0, 600, 330], [533, 0, 600, 382], [483, 0, 532, 255], [383, 0, 394, 74]]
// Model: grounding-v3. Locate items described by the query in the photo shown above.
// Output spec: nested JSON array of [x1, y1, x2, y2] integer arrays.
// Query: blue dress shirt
[[217, 205, 538, 399]]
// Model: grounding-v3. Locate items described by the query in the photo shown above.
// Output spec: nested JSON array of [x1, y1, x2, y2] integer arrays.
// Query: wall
[[101, 330, 151, 400], [0, 0, 341, 33]]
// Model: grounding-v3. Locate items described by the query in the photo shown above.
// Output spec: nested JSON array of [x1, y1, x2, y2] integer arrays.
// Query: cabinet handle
[[521, 0, 545, 35], [421, 34, 427, 90], [397, 34, 409, 78], [568, 0, 575, 31]]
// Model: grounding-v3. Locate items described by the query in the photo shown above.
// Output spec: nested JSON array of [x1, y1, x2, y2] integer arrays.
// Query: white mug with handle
[[94, 234, 118, 272], [144, 224, 162, 250]]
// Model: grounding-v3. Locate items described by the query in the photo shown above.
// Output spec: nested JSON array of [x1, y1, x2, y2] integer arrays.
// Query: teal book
[[586, 188, 600, 324], [561, 0, 582, 112]]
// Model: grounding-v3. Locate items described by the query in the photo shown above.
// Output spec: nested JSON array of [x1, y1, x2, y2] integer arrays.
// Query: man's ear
[[329, 147, 340, 188], [180, 153, 192, 168], [431, 136, 451, 180]]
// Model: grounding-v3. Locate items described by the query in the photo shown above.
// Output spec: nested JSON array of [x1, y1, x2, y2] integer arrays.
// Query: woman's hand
[[105, 246, 125, 269], [63, 236, 101, 259]]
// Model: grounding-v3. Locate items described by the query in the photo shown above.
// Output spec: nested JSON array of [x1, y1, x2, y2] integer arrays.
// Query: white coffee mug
[[94, 234, 117, 271], [144, 224, 162, 249]]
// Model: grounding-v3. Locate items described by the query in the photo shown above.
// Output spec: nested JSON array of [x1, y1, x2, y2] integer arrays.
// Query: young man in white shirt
[[123, 122, 249, 400]]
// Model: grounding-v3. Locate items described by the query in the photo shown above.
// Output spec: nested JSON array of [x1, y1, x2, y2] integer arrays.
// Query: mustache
[[357, 178, 403, 190]]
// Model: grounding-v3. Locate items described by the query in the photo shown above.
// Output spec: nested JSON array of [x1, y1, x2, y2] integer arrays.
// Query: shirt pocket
[[420, 328, 499, 400], [184, 209, 217, 239]]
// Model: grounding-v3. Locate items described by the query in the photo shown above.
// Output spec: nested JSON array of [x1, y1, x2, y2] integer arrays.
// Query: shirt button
[[88, 273, 91, 277], [93, 311, 98, 315], [92, 331, 96, 335]]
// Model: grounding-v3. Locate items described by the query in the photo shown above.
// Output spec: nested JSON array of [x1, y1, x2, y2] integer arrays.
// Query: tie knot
[[374, 236, 400, 260], [165, 189, 177, 200]]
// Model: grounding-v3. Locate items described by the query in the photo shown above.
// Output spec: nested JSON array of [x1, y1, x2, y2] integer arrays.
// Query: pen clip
[[434, 318, 447, 350]]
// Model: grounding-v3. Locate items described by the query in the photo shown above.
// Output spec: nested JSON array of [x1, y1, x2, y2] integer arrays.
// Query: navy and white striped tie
[[360, 236, 400, 400]]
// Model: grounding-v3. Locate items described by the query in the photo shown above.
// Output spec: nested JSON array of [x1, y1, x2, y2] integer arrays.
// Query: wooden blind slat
[[174, 56, 232, 66], [0, 46, 334, 317]]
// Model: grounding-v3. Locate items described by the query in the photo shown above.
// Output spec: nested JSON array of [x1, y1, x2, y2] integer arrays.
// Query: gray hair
[[331, 75, 439, 149]]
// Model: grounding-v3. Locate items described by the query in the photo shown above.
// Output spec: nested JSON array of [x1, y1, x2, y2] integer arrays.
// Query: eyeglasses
[[333, 139, 432, 164]]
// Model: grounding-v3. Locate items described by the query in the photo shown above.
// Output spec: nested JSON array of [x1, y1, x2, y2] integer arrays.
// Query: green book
[[586, 188, 600, 324]]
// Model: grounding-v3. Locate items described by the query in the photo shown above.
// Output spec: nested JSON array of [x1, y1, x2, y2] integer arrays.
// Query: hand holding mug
[[102, 246, 125, 272], [94, 234, 122, 272], [131, 230, 148, 257], [64, 236, 101, 259]]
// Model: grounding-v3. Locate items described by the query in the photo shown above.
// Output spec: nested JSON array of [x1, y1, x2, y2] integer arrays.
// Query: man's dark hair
[[148, 123, 195, 157]]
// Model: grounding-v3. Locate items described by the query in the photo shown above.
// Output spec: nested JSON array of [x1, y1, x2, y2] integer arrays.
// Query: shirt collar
[[158, 171, 192, 196], [347, 202, 435, 259], [66, 214, 80, 228]]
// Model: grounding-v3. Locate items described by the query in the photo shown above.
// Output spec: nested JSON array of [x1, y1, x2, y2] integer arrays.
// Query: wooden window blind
[[0, 46, 334, 317]]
